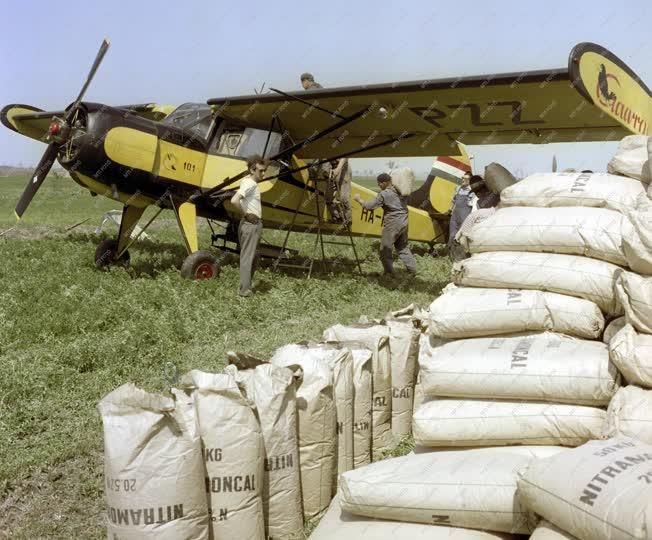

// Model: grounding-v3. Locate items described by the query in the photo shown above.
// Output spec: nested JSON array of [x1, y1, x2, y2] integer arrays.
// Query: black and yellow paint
[[1, 41, 649, 267]]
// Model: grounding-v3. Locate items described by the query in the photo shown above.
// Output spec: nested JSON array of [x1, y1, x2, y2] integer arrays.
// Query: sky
[[1, 0, 651, 178]]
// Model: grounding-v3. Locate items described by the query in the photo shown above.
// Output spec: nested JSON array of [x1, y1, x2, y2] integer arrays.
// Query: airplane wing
[[1, 102, 177, 143], [207, 42, 651, 158]]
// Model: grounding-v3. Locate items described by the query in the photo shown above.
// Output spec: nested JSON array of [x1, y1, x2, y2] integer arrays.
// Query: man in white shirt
[[230, 155, 265, 296]]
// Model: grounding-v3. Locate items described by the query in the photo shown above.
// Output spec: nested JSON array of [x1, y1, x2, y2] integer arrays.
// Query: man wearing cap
[[300, 72, 323, 90], [354, 173, 416, 275]]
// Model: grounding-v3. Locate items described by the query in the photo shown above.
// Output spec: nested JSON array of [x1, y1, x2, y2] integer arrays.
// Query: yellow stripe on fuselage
[[104, 127, 158, 173]]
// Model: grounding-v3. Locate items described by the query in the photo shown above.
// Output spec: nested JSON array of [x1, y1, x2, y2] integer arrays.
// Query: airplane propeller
[[14, 38, 110, 219]]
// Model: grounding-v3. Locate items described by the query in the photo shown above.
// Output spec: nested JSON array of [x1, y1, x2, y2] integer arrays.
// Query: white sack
[[270, 343, 337, 518], [622, 209, 652, 275], [603, 317, 626, 344], [610, 323, 652, 387], [499, 172, 648, 212], [322, 324, 392, 456], [428, 284, 604, 339], [459, 206, 629, 266], [603, 385, 652, 444], [180, 370, 265, 540], [224, 362, 303, 540], [390, 167, 415, 195], [384, 318, 420, 441], [530, 520, 579, 540], [517, 437, 652, 540], [331, 347, 354, 481], [332, 342, 373, 468], [607, 135, 652, 183], [453, 251, 623, 316], [340, 446, 565, 534], [614, 269, 652, 333], [418, 332, 619, 405], [413, 398, 605, 447], [97, 384, 209, 539], [353, 315, 420, 440], [310, 495, 519, 540]]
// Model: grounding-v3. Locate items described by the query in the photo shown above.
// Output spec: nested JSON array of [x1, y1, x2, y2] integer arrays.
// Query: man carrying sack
[[354, 173, 416, 275], [230, 155, 265, 297]]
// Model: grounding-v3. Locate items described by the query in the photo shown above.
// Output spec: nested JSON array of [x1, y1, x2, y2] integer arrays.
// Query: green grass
[[0, 175, 450, 538]]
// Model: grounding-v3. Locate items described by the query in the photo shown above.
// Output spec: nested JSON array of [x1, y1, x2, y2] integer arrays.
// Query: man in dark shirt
[[354, 173, 417, 275]]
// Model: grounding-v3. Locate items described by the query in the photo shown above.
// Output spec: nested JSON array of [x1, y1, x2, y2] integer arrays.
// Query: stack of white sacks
[[97, 314, 421, 540], [319, 135, 652, 540]]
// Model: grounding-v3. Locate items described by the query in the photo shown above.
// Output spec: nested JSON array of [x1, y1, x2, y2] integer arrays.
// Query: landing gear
[[181, 250, 220, 280], [95, 239, 130, 268]]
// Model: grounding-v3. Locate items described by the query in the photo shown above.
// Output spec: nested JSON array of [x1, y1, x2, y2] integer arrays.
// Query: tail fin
[[406, 142, 471, 217]]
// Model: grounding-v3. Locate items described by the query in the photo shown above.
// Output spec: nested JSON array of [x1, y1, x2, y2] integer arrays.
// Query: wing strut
[[268, 87, 347, 119], [190, 107, 370, 202]]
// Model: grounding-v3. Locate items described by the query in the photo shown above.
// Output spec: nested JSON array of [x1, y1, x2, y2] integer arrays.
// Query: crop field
[[0, 174, 449, 538]]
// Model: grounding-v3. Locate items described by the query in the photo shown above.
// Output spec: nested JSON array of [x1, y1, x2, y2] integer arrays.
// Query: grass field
[[0, 174, 450, 538]]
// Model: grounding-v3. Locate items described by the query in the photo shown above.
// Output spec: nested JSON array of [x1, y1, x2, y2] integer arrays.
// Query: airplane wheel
[[95, 239, 130, 269], [181, 250, 220, 280]]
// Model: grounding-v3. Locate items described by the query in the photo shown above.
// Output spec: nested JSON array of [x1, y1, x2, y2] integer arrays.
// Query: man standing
[[354, 173, 416, 275], [447, 171, 477, 247], [326, 158, 353, 225], [230, 155, 265, 297], [300, 72, 323, 90]]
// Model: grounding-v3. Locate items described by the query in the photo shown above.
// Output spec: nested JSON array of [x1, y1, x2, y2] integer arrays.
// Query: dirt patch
[[0, 453, 105, 539]]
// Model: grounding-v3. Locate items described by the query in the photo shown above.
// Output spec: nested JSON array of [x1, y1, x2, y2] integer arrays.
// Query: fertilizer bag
[[610, 323, 652, 387], [310, 495, 520, 540], [340, 446, 565, 534], [180, 370, 265, 540], [453, 251, 623, 316], [270, 343, 337, 518], [499, 172, 648, 212], [517, 436, 652, 540], [603, 385, 652, 444], [97, 383, 209, 540], [413, 397, 605, 447], [225, 362, 303, 540], [322, 324, 392, 455], [418, 332, 619, 405], [428, 284, 604, 339]]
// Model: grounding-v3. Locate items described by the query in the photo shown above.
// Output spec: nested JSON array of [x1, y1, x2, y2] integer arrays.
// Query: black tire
[[95, 239, 130, 269], [181, 250, 220, 280]]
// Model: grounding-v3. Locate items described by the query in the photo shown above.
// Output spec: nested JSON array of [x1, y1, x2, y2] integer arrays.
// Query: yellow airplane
[[2, 40, 650, 279]]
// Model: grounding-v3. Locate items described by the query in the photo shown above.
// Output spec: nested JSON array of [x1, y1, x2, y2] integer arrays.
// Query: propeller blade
[[552, 155, 558, 173], [15, 142, 60, 219], [66, 38, 110, 121]]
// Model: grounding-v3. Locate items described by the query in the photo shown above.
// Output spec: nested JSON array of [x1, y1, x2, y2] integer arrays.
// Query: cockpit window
[[161, 103, 213, 141], [210, 126, 283, 158]]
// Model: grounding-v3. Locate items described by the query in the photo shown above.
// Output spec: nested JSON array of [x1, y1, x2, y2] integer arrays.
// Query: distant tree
[[386, 160, 396, 170]]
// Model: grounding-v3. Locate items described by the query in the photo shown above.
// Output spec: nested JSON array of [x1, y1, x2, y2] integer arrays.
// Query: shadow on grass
[[255, 255, 449, 296], [66, 232, 449, 292]]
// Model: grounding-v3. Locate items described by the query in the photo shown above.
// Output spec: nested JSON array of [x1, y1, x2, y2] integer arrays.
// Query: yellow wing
[[208, 42, 650, 159]]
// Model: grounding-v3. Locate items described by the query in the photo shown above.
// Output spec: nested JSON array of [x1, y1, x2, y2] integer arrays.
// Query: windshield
[[211, 127, 283, 158], [161, 103, 213, 141]]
